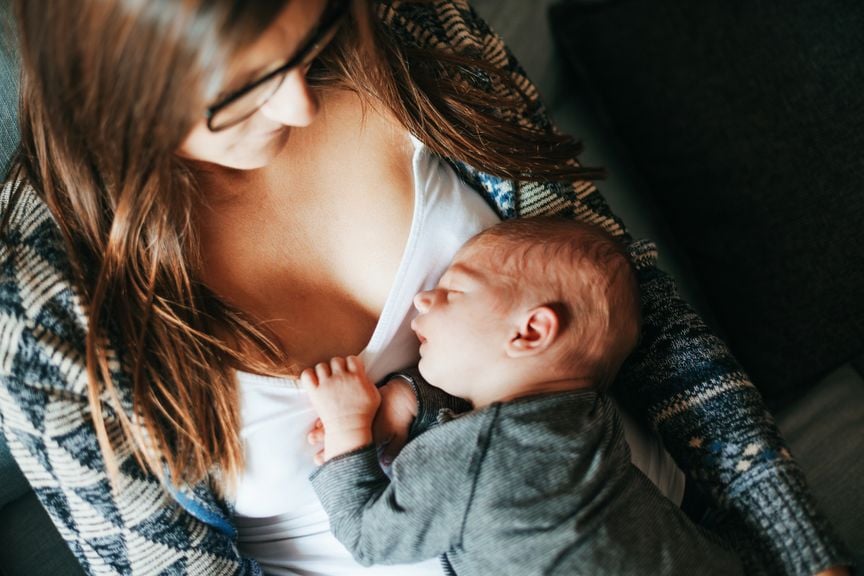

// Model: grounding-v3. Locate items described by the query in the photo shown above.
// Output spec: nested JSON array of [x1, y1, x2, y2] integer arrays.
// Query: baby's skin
[[300, 355, 387, 464]]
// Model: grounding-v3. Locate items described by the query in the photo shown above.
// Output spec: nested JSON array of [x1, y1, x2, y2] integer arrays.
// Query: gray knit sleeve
[[309, 441, 474, 566]]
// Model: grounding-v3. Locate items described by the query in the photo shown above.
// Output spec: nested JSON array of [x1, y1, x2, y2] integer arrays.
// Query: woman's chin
[[222, 155, 276, 171], [228, 134, 290, 170], [202, 129, 290, 171]]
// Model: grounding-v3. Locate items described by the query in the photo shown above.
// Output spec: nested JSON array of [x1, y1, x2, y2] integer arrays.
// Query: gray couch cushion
[[550, 0, 864, 408], [1, 0, 19, 177], [0, 432, 31, 508], [470, 0, 717, 326], [777, 359, 864, 565], [0, 492, 85, 575], [1, 433, 85, 575]]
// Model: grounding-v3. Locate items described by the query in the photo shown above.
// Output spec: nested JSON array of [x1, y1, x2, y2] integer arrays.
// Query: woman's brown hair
[[2, 0, 600, 488]]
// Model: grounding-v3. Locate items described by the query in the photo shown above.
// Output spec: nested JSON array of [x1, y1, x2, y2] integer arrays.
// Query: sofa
[[1, 0, 862, 574]]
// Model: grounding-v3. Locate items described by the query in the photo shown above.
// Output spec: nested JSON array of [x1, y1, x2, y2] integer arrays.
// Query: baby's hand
[[300, 356, 381, 463]]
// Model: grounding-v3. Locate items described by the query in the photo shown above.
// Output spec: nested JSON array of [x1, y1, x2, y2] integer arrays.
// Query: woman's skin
[[181, 0, 415, 370], [182, 0, 420, 465], [178, 2, 849, 574]]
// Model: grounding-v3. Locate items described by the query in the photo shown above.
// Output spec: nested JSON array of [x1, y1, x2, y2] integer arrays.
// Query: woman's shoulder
[[376, 0, 487, 38], [1, 178, 67, 261], [3, 177, 52, 232], [1, 178, 89, 396], [375, 0, 513, 75]]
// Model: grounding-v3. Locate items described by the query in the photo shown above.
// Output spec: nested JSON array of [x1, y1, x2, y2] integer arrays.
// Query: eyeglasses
[[205, 0, 350, 132]]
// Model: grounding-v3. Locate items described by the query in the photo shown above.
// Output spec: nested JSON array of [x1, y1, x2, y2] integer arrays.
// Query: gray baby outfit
[[310, 387, 742, 576]]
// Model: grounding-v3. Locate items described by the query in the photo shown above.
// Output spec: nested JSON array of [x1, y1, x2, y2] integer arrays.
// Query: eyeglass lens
[[208, 1, 346, 131]]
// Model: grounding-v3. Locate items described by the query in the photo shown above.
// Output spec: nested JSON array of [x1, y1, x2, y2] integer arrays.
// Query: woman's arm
[[376, 1, 852, 573], [0, 186, 260, 575], [616, 254, 850, 575], [0, 311, 262, 576]]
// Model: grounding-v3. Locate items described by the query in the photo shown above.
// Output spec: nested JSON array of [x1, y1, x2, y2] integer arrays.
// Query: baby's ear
[[506, 305, 559, 358]]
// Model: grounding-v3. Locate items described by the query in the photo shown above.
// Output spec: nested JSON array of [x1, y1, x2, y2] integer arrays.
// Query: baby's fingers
[[299, 368, 318, 389], [329, 356, 347, 374], [314, 449, 325, 466], [346, 355, 365, 374], [307, 421, 325, 445], [314, 362, 332, 380]]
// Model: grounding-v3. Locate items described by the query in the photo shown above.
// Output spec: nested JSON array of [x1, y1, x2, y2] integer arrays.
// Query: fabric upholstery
[[777, 359, 864, 564], [0, 0, 18, 177], [549, 0, 864, 407], [0, 491, 85, 575], [472, 0, 718, 326], [0, 432, 30, 509]]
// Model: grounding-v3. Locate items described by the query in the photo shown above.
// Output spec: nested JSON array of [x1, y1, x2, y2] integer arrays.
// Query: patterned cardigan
[[0, 1, 850, 575]]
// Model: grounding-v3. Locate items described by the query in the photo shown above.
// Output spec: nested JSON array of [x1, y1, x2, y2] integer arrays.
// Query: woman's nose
[[414, 290, 435, 313], [259, 69, 318, 127]]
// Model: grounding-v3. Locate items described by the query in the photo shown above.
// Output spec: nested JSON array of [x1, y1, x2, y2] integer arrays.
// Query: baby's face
[[410, 242, 514, 401]]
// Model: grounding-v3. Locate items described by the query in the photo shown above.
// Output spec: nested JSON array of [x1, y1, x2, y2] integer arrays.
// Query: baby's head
[[411, 217, 640, 407]]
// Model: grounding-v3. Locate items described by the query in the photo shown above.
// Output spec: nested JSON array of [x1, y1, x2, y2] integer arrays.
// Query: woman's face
[[178, 0, 334, 171]]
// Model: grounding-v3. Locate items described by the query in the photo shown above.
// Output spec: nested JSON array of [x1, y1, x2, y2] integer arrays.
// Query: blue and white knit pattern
[[0, 1, 850, 574]]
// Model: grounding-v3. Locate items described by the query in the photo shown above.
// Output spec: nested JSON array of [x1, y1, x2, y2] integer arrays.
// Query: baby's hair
[[466, 217, 641, 391]]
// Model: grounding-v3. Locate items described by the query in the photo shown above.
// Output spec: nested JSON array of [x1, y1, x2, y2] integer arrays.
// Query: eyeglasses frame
[[205, 0, 351, 132]]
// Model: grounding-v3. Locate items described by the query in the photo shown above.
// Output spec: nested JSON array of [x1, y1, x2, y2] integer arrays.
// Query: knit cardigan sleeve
[[375, 1, 852, 574], [0, 183, 261, 575]]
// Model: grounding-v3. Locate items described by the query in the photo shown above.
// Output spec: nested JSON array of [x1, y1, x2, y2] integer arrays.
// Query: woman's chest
[[198, 93, 415, 367]]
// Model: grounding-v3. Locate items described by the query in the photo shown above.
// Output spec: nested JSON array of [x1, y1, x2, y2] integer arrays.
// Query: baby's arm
[[302, 359, 480, 566], [309, 442, 471, 566], [300, 356, 381, 461], [307, 366, 472, 466], [301, 358, 483, 566], [386, 368, 472, 440]]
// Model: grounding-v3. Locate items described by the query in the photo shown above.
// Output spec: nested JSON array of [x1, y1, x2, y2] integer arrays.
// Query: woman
[[0, 0, 850, 574]]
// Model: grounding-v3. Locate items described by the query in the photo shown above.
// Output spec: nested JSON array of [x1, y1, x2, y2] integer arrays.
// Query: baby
[[300, 217, 741, 576]]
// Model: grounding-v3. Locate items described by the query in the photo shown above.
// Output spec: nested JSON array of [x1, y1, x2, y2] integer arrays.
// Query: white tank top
[[232, 136, 684, 575]]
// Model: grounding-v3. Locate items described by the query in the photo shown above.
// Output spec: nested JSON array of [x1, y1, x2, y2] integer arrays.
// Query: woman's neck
[[191, 89, 417, 371]]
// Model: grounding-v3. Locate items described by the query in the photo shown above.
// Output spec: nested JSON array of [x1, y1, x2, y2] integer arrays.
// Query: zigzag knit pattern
[[0, 1, 850, 575]]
